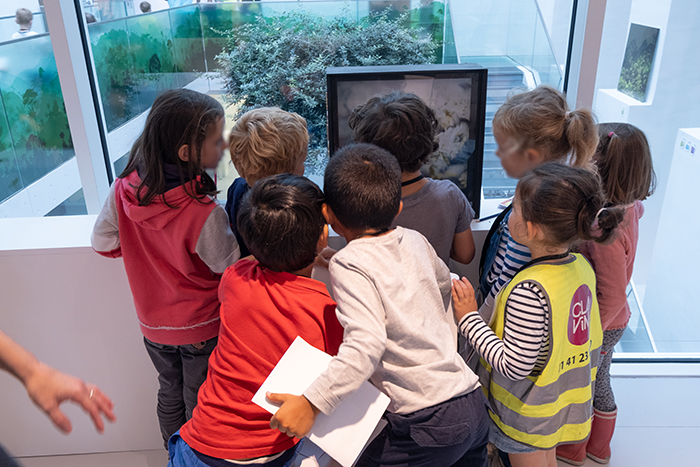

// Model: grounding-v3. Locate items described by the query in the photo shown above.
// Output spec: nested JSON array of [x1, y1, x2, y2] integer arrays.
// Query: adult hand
[[24, 362, 116, 434]]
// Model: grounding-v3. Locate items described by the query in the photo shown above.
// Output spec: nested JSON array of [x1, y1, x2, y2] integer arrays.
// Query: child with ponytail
[[480, 85, 598, 304], [556, 123, 656, 465], [453, 162, 624, 467]]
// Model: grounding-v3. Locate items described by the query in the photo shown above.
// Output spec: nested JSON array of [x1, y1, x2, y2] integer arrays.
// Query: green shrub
[[217, 8, 441, 174]]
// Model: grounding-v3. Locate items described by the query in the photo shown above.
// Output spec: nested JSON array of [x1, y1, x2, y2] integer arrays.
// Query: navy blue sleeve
[[225, 177, 251, 258]]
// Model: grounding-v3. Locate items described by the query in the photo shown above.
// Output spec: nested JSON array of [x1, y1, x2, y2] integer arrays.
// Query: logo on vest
[[568, 284, 592, 345]]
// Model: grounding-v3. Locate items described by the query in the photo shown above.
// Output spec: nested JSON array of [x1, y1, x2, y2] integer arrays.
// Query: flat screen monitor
[[326, 64, 488, 217]]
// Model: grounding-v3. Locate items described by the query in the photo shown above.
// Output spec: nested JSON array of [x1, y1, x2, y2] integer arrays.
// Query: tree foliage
[[217, 8, 441, 174]]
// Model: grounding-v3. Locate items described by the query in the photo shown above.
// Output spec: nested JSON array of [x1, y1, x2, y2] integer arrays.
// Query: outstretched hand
[[24, 362, 116, 434], [267, 392, 319, 439], [313, 247, 337, 269], [452, 277, 478, 323]]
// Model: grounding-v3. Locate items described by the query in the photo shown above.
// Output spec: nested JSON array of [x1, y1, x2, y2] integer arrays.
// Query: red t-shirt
[[179, 259, 343, 459]]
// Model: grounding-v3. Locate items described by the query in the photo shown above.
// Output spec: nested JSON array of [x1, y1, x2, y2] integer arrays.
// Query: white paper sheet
[[253, 336, 390, 467]]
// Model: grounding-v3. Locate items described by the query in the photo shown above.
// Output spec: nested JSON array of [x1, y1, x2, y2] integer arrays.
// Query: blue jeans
[[144, 336, 218, 447], [167, 432, 300, 467], [357, 389, 490, 467]]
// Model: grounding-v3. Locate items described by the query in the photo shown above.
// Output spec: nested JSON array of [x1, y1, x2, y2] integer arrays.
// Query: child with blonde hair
[[92, 89, 240, 447], [225, 107, 308, 257], [13, 8, 38, 39], [557, 123, 656, 465], [480, 85, 598, 303], [454, 163, 624, 467]]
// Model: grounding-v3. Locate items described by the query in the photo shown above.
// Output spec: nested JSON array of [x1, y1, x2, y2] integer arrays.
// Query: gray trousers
[[144, 336, 217, 447]]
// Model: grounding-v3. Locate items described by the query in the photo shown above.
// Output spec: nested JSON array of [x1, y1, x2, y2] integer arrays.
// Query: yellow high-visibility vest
[[476, 253, 603, 449]]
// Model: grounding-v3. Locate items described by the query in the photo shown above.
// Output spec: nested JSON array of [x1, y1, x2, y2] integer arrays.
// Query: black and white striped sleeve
[[459, 281, 549, 381]]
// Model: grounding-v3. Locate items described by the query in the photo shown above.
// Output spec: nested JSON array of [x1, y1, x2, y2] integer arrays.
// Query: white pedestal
[[640, 128, 700, 352], [594, 88, 650, 123]]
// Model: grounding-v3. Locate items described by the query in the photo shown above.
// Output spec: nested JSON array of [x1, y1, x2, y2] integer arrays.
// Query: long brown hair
[[595, 123, 656, 206], [493, 85, 598, 168], [120, 89, 224, 206], [517, 163, 625, 248]]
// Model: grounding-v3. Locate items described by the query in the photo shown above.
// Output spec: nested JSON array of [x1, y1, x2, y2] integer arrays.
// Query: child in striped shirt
[[481, 86, 599, 306], [454, 163, 624, 467]]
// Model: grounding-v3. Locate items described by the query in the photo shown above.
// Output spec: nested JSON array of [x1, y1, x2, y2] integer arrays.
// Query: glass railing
[[88, 2, 449, 133], [447, 0, 571, 199], [449, 0, 566, 89], [0, 11, 47, 44], [2, 0, 570, 212], [0, 34, 76, 205]]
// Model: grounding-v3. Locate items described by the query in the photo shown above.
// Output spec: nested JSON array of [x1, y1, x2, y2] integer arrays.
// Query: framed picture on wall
[[326, 64, 488, 217], [618, 23, 660, 102]]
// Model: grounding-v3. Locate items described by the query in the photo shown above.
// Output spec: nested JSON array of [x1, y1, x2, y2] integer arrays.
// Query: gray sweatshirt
[[304, 227, 480, 415]]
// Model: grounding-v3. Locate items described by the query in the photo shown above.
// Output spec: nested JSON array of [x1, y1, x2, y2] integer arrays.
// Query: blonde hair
[[229, 107, 308, 183], [16, 8, 33, 27], [493, 85, 598, 168]]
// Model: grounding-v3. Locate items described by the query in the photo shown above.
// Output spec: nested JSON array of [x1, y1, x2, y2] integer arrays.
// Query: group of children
[[91, 82, 655, 467]]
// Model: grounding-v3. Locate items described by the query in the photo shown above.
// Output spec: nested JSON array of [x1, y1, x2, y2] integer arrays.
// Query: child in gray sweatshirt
[[268, 143, 489, 467]]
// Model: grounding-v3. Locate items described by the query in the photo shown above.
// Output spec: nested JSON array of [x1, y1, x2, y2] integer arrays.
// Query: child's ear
[[394, 201, 404, 219], [524, 147, 545, 167], [317, 224, 329, 251], [178, 144, 190, 162], [527, 221, 543, 242], [322, 204, 335, 225]]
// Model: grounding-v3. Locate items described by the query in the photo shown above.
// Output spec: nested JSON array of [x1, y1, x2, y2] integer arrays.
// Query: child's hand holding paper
[[267, 392, 320, 438]]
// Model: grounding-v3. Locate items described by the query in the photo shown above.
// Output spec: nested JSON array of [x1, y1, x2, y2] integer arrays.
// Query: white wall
[[0, 213, 490, 457], [592, 0, 700, 299], [0, 216, 162, 457]]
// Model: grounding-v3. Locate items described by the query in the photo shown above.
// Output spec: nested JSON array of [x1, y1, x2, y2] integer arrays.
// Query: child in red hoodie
[[91, 89, 240, 447]]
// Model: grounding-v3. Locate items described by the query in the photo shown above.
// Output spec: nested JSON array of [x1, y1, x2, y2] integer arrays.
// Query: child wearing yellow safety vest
[[452, 163, 624, 467]]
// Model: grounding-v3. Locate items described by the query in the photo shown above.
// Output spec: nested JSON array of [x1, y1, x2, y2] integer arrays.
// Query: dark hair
[[493, 85, 598, 168], [139, 1, 151, 13], [595, 123, 656, 206], [348, 91, 439, 172], [324, 143, 401, 231], [516, 163, 625, 247], [237, 174, 326, 272], [120, 89, 224, 206]]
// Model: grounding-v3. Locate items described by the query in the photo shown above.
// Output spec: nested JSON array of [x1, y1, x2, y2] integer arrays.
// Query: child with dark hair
[[91, 88, 240, 447], [453, 163, 624, 467], [349, 91, 476, 265], [268, 143, 489, 467], [169, 174, 343, 467], [557, 123, 656, 466]]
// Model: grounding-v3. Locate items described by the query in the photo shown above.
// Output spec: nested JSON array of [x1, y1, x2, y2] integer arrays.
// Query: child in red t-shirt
[[170, 174, 344, 467]]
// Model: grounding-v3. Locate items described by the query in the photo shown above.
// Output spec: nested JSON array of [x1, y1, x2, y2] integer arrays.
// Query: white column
[[566, 0, 607, 109], [43, 0, 110, 214]]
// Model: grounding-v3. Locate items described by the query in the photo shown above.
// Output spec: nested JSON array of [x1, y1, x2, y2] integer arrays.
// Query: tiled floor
[[15, 371, 699, 467]]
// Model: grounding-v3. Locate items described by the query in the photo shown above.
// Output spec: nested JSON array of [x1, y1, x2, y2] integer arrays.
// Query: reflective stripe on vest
[[478, 253, 603, 449]]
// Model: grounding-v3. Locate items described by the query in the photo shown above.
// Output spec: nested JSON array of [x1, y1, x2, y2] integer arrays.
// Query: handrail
[[532, 0, 564, 81]]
